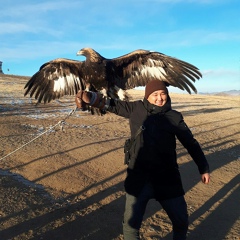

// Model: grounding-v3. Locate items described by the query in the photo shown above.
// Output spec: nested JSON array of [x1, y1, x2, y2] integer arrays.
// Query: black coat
[[108, 97, 210, 201]]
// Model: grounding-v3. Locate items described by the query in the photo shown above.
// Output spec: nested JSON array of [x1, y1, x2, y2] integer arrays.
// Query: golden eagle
[[24, 47, 202, 103]]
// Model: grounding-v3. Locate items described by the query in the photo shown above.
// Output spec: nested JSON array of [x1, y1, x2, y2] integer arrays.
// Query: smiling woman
[[75, 73, 210, 240], [145, 80, 168, 107]]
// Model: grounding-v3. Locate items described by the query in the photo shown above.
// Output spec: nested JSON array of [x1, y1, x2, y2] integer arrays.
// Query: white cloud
[[0, 1, 82, 18], [0, 41, 86, 61], [0, 23, 33, 34]]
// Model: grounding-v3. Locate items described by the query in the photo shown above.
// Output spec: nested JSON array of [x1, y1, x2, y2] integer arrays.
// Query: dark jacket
[[108, 96, 210, 201]]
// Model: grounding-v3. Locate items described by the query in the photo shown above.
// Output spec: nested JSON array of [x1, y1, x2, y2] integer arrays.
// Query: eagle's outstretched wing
[[110, 49, 202, 94], [24, 59, 86, 103], [24, 48, 202, 104]]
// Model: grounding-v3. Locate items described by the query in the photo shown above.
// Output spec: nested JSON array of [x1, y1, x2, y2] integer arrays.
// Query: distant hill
[[199, 90, 240, 96], [0, 73, 30, 80], [215, 90, 240, 96]]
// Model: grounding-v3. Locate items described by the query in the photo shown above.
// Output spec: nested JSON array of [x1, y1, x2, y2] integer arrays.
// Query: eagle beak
[[76, 50, 83, 56]]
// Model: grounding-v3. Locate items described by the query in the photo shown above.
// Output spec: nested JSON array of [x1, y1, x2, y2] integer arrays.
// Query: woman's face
[[147, 90, 168, 107]]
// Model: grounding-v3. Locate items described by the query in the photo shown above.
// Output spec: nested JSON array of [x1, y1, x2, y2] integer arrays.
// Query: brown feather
[[24, 47, 202, 104]]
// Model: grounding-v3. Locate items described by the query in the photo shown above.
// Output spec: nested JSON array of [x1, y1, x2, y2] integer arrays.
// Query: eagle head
[[76, 47, 105, 63]]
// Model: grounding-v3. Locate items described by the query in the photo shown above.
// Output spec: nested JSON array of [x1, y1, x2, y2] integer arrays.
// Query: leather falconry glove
[[75, 90, 109, 110]]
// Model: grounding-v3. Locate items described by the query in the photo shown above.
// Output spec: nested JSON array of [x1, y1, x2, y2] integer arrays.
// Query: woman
[[75, 80, 210, 240]]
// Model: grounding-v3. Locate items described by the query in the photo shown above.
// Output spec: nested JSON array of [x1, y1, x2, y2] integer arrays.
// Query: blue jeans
[[123, 182, 188, 240]]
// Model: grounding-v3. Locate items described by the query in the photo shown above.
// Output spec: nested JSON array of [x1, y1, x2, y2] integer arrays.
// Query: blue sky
[[1, 0, 239, 93]]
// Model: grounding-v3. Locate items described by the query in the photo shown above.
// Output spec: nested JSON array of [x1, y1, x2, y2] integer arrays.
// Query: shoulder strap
[[124, 125, 145, 165], [133, 125, 145, 139]]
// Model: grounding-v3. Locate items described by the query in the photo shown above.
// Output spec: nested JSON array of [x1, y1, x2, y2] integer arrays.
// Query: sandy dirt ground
[[0, 74, 239, 240]]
